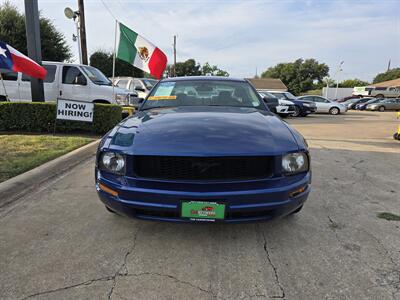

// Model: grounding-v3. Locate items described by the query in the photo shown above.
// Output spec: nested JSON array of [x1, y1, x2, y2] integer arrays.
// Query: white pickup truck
[[353, 86, 400, 98], [0, 61, 135, 105]]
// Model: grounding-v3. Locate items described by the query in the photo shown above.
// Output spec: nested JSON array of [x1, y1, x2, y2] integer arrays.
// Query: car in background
[[267, 91, 316, 117], [354, 98, 381, 110], [96, 76, 311, 223], [366, 98, 400, 111], [336, 95, 361, 103], [258, 92, 295, 117], [298, 95, 347, 115], [114, 77, 158, 99], [347, 97, 373, 110]]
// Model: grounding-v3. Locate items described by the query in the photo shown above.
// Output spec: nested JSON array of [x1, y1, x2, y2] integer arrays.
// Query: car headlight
[[303, 103, 310, 107], [99, 151, 126, 175], [282, 152, 309, 175], [115, 93, 128, 105]]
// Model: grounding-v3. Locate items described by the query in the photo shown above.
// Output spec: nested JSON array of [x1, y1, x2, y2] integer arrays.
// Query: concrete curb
[[0, 139, 100, 209]]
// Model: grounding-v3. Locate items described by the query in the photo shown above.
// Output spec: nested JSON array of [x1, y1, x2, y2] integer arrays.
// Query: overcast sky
[[11, 0, 400, 81]]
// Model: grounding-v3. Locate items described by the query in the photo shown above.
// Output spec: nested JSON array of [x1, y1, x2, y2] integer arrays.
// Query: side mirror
[[134, 85, 145, 92], [262, 96, 269, 103]]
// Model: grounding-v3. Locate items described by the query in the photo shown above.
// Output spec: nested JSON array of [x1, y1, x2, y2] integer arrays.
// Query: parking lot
[[0, 111, 399, 300]]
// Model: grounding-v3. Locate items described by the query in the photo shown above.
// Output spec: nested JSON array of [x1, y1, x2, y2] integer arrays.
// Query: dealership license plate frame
[[181, 201, 226, 222]]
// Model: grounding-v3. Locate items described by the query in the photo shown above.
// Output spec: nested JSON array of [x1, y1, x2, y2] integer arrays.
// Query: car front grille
[[133, 156, 274, 181]]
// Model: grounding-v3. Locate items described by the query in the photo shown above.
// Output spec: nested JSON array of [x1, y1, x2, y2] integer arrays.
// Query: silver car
[[298, 95, 347, 115], [366, 98, 400, 111]]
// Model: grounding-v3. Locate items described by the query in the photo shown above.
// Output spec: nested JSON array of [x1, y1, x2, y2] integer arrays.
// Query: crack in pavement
[[256, 224, 286, 299], [122, 272, 216, 297], [21, 276, 114, 299], [107, 223, 142, 300]]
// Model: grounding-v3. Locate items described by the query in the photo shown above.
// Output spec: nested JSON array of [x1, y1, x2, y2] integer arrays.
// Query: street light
[[64, 7, 82, 64], [334, 61, 344, 100]]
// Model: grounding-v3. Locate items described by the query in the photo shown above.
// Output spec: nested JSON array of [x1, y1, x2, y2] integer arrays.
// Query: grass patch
[[377, 212, 400, 221], [0, 134, 94, 183]]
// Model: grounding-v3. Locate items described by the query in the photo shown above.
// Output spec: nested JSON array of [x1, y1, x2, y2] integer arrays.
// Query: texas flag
[[0, 41, 47, 80]]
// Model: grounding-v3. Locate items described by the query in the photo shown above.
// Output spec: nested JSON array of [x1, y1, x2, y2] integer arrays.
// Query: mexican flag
[[117, 22, 167, 79]]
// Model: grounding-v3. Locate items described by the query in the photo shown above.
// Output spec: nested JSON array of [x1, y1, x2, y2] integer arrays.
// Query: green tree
[[0, 2, 72, 62], [338, 79, 369, 88], [166, 59, 229, 77], [201, 62, 229, 76], [89, 50, 144, 77], [175, 59, 202, 76], [261, 58, 329, 95], [373, 68, 400, 84]]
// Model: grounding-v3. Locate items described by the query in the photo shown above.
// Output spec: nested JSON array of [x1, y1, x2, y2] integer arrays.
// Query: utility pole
[[173, 35, 176, 77], [24, 0, 44, 102], [78, 0, 88, 65]]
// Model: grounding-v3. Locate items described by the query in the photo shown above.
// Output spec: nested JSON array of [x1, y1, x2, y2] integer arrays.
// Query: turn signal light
[[289, 185, 307, 198], [99, 183, 119, 197]]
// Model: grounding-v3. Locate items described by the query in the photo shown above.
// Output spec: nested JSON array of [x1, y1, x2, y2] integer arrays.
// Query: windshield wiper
[[140, 105, 178, 111]]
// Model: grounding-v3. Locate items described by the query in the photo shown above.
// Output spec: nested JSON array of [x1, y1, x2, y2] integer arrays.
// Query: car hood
[[109, 106, 300, 156]]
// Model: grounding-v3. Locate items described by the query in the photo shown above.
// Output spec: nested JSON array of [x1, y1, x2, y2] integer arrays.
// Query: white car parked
[[113, 77, 158, 99], [298, 95, 347, 115], [0, 61, 135, 105]]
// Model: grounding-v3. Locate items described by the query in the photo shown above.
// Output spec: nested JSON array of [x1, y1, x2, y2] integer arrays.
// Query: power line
[[100, 0, 117, 21]]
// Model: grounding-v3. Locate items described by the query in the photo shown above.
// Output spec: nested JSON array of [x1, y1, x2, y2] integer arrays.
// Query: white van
[[0, 61, 135, 105]]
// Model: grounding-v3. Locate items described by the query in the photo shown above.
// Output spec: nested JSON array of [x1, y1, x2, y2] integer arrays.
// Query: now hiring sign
[[56, 99, 94, 123]]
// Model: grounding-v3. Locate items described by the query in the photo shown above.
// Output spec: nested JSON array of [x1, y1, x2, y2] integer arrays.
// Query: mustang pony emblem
[[138, 46, 150, 62]]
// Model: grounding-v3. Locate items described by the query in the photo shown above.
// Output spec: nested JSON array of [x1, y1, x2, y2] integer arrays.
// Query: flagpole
[[0, 73, 10, 102], [112, 20, 118, 102]]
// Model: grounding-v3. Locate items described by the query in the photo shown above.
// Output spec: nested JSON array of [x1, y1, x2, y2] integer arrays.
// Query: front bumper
[[95, 171, 311, 223]]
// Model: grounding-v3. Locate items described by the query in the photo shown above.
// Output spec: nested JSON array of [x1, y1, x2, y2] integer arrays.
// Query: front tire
[[329, 107, 340, 115], [378, 106, 385, 112], [292, 106, 301, 117], [375, 94, 384, 99]]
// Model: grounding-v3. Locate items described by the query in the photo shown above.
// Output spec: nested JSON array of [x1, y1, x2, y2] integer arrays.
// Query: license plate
[[181, 201, 225, 220]]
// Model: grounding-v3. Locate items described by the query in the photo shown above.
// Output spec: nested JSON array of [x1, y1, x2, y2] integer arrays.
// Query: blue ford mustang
[[95, 77, 311, 223]]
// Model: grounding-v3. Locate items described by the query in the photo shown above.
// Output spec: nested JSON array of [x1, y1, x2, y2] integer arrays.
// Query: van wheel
[[93, 99, 111, 104], [0, 95, 7, 102], [378, 106, 385, 112], [375, 94, 384, 99], [329, 107, 340, 115]]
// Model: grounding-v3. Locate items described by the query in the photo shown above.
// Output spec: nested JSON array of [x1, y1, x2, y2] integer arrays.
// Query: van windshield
[[81, 66, 111, 86]]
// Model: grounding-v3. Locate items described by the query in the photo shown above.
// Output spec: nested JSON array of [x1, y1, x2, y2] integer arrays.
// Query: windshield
[[81, 66, 112, 86], [283, 92, 296, 100], [142, 80, 263, 110], [366, 99, 379, 104], [142, 79, 157, 89]]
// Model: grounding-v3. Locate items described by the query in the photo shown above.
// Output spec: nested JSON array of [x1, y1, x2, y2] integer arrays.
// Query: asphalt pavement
[[1, 111, 399, 300]]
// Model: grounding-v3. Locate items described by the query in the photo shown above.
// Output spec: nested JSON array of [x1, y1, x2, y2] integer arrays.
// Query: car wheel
[[292, 106, 301, 117], [378, 106, 385, 112], [375, 94, 384, 99], [329, 107, 340, 115], [289, 205, 303, 215]]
